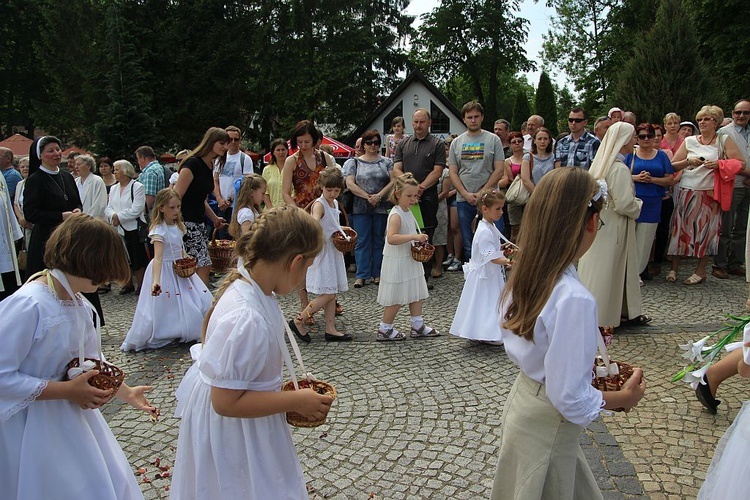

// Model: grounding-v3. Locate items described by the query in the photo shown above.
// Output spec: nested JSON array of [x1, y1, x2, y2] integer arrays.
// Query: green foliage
[[410, 0, 534, 127], [612, 0, 717, 123], [535, 72, 558, 136], [511, 91, 532, 132], [687, 0, 750, 104]]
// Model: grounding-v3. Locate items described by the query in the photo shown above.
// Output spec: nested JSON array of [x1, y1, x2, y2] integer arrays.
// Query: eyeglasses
[[568, 118, 585, 123], [696, 117, 714, 122], [510, 139, 524, 144], [228, 137, 241, 143], [733, 110, 750, 116], [363, 140, 381, 146], [637, 134, 655, 140]]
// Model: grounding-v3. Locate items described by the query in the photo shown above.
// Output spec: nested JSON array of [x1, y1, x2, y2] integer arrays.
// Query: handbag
[[16, 238, 27, 271], [506, 176, 529, 206], [505, 154, 532, 206]]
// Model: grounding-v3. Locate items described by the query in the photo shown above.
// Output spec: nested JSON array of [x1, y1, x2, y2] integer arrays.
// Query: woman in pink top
[[503, 131, 525, 241], [661, 112, 684, 156]]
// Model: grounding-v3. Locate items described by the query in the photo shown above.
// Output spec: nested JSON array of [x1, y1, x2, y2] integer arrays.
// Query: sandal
[[335, 301, 344, 316], [624, 314, 652, 326], [288, 319, 311, 344], [683, 273, 706, 285], [373, 278, 380, 286], [354, 279, 365, 288], [300, 305, 316, 326], [410, 324, 441, 338], [666, 270, 677, 282], [377, 328, 405, 341]]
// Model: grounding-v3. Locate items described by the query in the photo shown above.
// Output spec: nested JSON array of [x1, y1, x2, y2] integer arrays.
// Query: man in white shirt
[[523, 115, 544, 152], [213, 125, 253, 238]]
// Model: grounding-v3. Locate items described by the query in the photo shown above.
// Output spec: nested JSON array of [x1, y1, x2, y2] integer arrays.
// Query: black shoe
[[640, 270, 652, 281], [695, 376, 720, 414], [288, 320, 311, 344], [119, 284, 135, 295], [427, 282, 434, 290], [325, 332, 353, 342]]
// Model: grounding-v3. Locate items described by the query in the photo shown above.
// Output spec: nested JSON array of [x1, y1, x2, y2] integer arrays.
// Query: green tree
[[534, 71, 558, 136], [687, 0, 750, 102], [612, 0, 717, 123], [511, 90, 532, 132], [411, 0, 534, 126]]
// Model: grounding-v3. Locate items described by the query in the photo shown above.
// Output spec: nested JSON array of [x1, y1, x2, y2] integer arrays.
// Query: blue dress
[[624, 150, 673, 223]]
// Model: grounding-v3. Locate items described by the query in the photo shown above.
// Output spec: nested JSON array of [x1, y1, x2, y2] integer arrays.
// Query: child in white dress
[[289, 167, 352, 342], [450, 188, 510, 344], [121, 189, 212, 351], [0, 214, 156, 499], [697, 323, 750, 500], [490, 168, 646, 499], [170, 206, 333, 500], [229, 173, 266, 238], [377, 173, 440, 341]]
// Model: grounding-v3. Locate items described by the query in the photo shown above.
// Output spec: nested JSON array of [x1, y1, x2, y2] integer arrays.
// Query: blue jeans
[[457, 201, 504, 260], [352, 213, 388, 279]]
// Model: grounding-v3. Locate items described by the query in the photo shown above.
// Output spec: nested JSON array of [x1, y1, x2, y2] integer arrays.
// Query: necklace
[[698, 134, 716, 145], [48, 172, 69, 201]]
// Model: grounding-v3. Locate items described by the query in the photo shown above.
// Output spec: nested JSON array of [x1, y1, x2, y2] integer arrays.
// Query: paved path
[[98, 263, 749, 499]]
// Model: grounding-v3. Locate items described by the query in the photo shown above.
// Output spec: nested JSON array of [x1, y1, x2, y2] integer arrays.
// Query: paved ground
[[98, 262, 750, 499]]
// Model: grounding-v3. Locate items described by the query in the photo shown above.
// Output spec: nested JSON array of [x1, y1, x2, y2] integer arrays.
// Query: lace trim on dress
[[0, 379, 47, 422], [29, 280, 81, 307]]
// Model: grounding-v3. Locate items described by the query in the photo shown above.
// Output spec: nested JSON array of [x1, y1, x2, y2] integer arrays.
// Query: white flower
[[679, 335, 711, 362], [682, 364, 710, 389]]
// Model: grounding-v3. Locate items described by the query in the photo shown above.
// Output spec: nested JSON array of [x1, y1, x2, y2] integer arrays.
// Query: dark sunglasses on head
[[568, 117, 585, 123], [364, 140, 381, 146], [637, 134, 655, 140], [733, 110, 750, 116], [228, 137, 241, 142]]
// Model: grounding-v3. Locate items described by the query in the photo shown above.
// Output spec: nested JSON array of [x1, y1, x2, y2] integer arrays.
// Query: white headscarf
[[588, 122, 635, 180]]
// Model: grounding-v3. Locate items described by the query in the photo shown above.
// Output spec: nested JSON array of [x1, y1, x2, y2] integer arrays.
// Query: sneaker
[[442, 254, 455, 266], [377, 327, 405, 341], [410, 324, 441, 338], [447, 259, 461, 272]]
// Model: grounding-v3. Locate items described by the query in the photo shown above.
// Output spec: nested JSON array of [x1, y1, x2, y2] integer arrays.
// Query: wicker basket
[[208, 228, 235, 273], [66, 358, 125, 404], [173, 256, 197, 278], [282, 379, 337, 427], [592, 358, 634, 392], [332, 228, 357, 253], [411, 241, 435, 263]]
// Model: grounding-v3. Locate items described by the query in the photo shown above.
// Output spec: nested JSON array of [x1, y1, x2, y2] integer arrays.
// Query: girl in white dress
[[490, 168, 646, 499], [121, 189, 212, 351], [0, 214, 156, 499], [376, 173, 439, 341], [289, 167, 352, 342], [450, 188, 510, 344], [229, 173, 266, 238], [170, 206, 333, 500], [697, 324, 750, 500]]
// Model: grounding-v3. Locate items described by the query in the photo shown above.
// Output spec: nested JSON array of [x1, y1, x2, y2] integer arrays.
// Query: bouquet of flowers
[[672, 314, 750, 387]]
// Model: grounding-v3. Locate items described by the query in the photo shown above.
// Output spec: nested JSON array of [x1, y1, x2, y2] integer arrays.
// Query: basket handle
[[211, 227, 220, 243], [595, 326, 619, 377], [234, 258, 312, 390]]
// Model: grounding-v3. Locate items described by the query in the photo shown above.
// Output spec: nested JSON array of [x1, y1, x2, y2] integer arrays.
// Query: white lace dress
[[450, 219, 505, 341], [121, 223, 212, 351], [170, 279, 307, 499], [377, 205, 429, 306], [306, 196, 348, 295], [0, 281, 143, 499]]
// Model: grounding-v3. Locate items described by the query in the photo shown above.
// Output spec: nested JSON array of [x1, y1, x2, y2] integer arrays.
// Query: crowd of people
[[1, 95, 749, 498]]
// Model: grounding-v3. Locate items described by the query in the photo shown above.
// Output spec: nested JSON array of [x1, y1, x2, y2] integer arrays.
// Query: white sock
[[411, 316, 423, 329], [379, 322, 393, 332]]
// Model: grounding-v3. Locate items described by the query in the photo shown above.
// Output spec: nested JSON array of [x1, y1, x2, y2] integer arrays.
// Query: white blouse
[[75, 174, 108, 219], [501, 265, 604, 426], [104, 180, 146, 235]]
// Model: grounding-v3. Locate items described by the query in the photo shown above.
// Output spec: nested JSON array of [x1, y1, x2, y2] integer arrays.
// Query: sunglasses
[[510, 139, 524, 144], [568, 118, 585, 123], [637, 134, 655, 140], [228, 137, 241, 142], [733, 110, 750, 116], [364, 140, 381, 146]]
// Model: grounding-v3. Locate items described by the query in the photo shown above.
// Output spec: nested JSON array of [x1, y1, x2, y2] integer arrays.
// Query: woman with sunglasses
[[578, 122, 649, 328], [667, 105, 746, 285], [624, 123, 674, 281], [343, 130, 394, 288], [503, 131, 526, 241]]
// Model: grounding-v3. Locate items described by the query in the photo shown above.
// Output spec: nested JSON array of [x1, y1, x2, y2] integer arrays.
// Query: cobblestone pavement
[[98, 262, 749, 499]]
